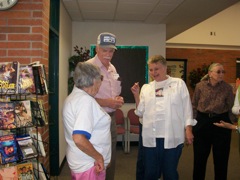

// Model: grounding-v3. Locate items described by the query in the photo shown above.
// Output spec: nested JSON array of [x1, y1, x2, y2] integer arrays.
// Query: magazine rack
[[0, 61, 49, 179]]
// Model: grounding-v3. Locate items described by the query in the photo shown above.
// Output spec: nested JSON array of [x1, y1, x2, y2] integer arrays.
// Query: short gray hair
[[148, 55, 167, 66], [73, 62, 101, 89]]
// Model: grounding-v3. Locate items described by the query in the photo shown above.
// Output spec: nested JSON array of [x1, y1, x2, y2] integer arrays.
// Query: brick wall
[[166, 48, 240, 96], [0, 0, 50, 172]]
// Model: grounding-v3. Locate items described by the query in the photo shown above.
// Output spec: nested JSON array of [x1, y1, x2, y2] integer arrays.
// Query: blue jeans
[[144, 138, 183, 180]]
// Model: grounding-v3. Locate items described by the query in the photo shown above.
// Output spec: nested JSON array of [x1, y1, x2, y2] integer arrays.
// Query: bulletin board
[[91, 45, 149, 103]]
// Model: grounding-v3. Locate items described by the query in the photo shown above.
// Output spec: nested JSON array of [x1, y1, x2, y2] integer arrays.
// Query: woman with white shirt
[[62, 62, 111, 180], [232, 85, 240, 115], [131, 55, 196, 180]]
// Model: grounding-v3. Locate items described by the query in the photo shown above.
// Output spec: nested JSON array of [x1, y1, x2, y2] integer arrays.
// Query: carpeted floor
[[55, 132, 240, 180]]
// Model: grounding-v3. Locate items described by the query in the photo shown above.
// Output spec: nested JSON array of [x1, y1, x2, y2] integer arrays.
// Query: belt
[[198, 111, 227, 118], [207, 113, 219, 118], [108, 112, 115, 117]]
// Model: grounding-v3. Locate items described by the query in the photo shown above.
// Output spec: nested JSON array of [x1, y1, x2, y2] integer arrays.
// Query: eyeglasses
[[212, 70, 226, 74]]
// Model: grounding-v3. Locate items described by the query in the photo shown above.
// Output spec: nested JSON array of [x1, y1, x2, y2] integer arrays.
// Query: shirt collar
[[207, 79, 223, 86]]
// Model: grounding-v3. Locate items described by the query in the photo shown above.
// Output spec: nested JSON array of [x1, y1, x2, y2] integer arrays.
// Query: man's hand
[[108, 96, 124, 109], [95, 96, 124, 109]]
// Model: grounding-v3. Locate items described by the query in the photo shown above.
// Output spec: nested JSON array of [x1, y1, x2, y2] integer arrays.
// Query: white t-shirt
[[62, 86, 111, 173], [155, 80, 168, 137]]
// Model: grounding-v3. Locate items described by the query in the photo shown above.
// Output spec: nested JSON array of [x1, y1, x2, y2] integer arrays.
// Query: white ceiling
[[62, 0, 239, 40]]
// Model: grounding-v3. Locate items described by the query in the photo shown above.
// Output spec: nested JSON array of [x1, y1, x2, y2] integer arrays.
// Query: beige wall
[[59, 2, 72, 166], [72, 22, 166, 58], [167, 1, 240, 48]]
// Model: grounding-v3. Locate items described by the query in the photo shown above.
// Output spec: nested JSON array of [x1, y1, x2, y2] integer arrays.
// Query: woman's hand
[[94, 157, 104, 175], [213, 120, 236, 130], [185, 126, 194, 145], [131, 82, 140, 106], [131, 82, 140, 96]]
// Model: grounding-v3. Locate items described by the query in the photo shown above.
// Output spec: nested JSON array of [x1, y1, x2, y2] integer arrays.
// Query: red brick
[[8, 49, 43, 57], [32, 27, 42, 33], [0, 58, 9, 62], [0, 19, 7, 26], [8, 19, 42, 26], [32, 57, 43, 63], [32, 42, 42, 48], [20, 0, 42, 2], [0, 27, 30, 33], [0, 34, 6, 40], [0, 12, 31, 19], [0, 50, 7, 56], [17, 3, 43, 11], [0, 42, 30, 49], [8, 34, 42, 41], [0, 58, 31, 64], [33, 11, 43, 18]]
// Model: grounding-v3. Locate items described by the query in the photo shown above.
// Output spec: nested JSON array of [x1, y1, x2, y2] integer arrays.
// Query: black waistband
[[197, 111, 228, 118]]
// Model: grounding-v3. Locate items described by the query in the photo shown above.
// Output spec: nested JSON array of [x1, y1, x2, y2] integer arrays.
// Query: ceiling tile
[[62, 0, 79, 11], [115, 13, 147, 21], [62, 0, 240, 39], [119, 0, 158, 3], [117, 3, 154, 12], [78, 1, 117, 12], [145, 13, 166, 23], [153, 4, 179, 14], [82, 12, 115, 20]]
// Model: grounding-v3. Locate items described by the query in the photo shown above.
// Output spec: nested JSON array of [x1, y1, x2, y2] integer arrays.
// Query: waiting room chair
[[127, 108, 140, 153], [115, 108, 128, 153]]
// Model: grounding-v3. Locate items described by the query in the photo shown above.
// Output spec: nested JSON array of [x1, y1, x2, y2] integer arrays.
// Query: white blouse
[[135, 76, 197, 149], [232, 88, 240, 115]]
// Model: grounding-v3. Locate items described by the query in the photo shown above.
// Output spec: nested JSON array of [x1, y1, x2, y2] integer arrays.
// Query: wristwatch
[[235, 126, 240, 133], [0, 0, 18, 11]]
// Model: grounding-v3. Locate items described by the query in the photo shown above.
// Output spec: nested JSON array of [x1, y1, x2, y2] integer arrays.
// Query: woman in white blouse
[[131, 55, 196, 180]]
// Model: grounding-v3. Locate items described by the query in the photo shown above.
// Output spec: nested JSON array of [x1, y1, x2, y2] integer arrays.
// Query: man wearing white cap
[[87, 32, 124, 180]]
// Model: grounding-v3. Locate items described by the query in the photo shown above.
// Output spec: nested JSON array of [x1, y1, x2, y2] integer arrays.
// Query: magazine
[[0, 61, 20, 94], [14, 100, 33, 128], [18, 65, 36, 94], [29, 129, 46, 157], [0, 165, 18, 179], [16, 135, 38, 160], [17, 162, 34, 180], [0, 101, 16, 130], [0, 134, 19, 164]]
